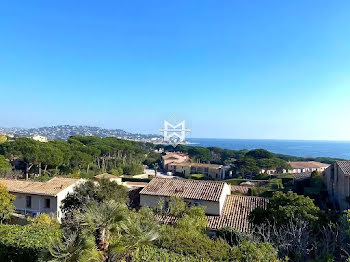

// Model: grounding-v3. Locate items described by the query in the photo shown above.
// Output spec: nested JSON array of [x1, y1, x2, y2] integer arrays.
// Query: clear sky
[[1, 1, 350, 140]]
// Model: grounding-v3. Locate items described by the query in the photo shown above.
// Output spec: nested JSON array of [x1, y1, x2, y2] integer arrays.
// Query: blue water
[[187, 138, 350, 159]]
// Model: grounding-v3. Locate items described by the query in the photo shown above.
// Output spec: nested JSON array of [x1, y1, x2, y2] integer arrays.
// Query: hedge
[[132, 245, 211, 262], [0, 224, 61, 262]]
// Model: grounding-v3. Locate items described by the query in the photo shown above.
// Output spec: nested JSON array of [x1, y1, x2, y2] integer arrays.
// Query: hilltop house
[[324, 161, 350, 210], [32, 135, 48, 143], [140, 177, 231, 216], [162, 152, 189, 171], [167, 162, 229, 180], [143, 177, 268, 232], [279, 161, 329, 174], [0, 177, 81, 221]]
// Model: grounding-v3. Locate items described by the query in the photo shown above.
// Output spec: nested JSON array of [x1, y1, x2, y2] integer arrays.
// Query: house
[[207, 195, 268, 232], [279, 161, 329, 174], [0, 177, 81, 221], [155, 195, 268, 233], [162, 152, 189, 171], [324, 161, 350, 211], [94, 173, 122, 184], [140, 177, 231, 216], [32, 135, 48, 143], [167, 162, 228, 180]]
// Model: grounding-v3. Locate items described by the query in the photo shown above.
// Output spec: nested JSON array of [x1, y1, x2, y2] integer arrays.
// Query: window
[[45, 198, 50, 208], [194, 201, 201, 206], [26, 196, 31, 208]]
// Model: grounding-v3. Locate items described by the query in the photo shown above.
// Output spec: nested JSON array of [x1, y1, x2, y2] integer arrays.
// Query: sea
[[187, 138, 350, 160]]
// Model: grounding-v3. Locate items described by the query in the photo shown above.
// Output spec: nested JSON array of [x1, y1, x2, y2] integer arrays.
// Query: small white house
[[32, 135, 48, 143], [140, 177, 231, 216], [0, 177, 81, 222]]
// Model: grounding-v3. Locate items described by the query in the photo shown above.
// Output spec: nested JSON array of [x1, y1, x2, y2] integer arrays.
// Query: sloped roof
[[0, 177, 80, 196], [140, 177, 227, 202], [231, 185, 249, 195], [169, 162, 223, 169], [293, 172, 312, 181], [289, 161, 329, 169], [337, 161, 350, 175], [155, 195, 268, 233], [207, 195, 268, 232]]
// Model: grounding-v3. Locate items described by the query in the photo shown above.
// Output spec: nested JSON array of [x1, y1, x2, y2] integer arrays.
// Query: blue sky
[[1, 1, 350, 140]]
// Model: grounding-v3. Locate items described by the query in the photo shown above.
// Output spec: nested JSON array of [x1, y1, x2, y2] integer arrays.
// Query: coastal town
[[0, 133, 349, 261]]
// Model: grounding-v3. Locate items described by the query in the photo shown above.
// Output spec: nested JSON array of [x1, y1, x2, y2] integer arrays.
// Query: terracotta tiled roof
[[336, 161, 350, 175], [140, 177, 227, 202], [231, 185, 249, 195], [0, 177, 80, 196], [293, 172, 312, 181], [207, 195, 268, 232], [155, 195, 268, 233], [289, 161, 329, 169], [169, 162, 223, 169]]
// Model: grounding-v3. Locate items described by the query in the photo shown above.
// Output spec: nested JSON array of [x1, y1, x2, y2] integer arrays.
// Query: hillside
[[0, 125, 160, 141]]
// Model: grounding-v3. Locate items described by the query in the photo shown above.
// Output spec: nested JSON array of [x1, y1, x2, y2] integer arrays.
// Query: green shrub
[[132, 245, 211, 262], [157, 226, 231, 261], [189, 174, 207, 180], [230, 241, 279, 262], [0, 224, 61, 262]]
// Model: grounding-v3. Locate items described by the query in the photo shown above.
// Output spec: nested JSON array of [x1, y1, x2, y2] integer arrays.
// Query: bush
[[230, 241, 279, 262], [217, 227, 251, 246], [157, 226, 231, 261], [110, 167, 123, 176], [132, 245, 210, 262], [189, 174, 209, 180], [0, 224, 61, 262]]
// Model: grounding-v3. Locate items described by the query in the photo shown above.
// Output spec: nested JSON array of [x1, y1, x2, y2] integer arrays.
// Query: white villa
[[0, 177, 81, 221], [140, 177, 231, 216]]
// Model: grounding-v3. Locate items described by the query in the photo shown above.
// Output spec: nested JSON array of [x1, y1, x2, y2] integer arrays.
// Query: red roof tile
[[140, 177, 227, 202]]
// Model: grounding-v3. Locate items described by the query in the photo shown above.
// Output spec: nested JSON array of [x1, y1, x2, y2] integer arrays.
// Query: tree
[[249, 191, 323, 226], [0, 155, 10, 169], [235, 156, 260, 177], [246, 149, 274, 159], [0, 183, 15, 223], [76, 200, 127, 260]]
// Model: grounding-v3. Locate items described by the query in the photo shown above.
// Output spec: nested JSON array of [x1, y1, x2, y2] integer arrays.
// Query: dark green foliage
[[249, 191, 323, 226], [0, 224, 61, 262], [216, 227, 251, 246], [61, 179, 128, 214], [246, 149, 274, 159], [0, 135, 147, 177], [132, 245, 211, 262], [230, 241, 278, 262]]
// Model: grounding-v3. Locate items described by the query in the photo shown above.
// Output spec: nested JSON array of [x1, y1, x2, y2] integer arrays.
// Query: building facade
[[0, 177, 81, 221], [162, 152, 189, 171], [140, 177, 231, 216], [167, 162, 228, 180], [324, 161, 350, 211], [279, 161, 329, 174]]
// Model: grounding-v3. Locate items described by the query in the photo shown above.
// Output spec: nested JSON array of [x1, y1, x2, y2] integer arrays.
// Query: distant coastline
[[187, 138, 350, 160]]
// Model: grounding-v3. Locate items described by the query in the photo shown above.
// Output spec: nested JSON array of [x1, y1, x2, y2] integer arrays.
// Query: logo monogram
[[160, 118, 190, 147]]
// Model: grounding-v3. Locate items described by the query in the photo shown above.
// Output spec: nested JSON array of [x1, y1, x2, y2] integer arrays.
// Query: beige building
[[279, 161, 329, 174], [324, 161, 350, 211], [168, 162, 228, 180], [162, 152, 189, 171], [140, 177, 231, 216], [0, 177, 81, 221], [32, 135, 48, 143]]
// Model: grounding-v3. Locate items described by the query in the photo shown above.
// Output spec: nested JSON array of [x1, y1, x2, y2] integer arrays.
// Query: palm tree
[[48, 231, 103, 262], [76, 200, 128, 261]]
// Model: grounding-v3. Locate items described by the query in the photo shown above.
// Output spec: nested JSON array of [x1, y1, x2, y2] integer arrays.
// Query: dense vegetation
[[0, 136, 151, 179]]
